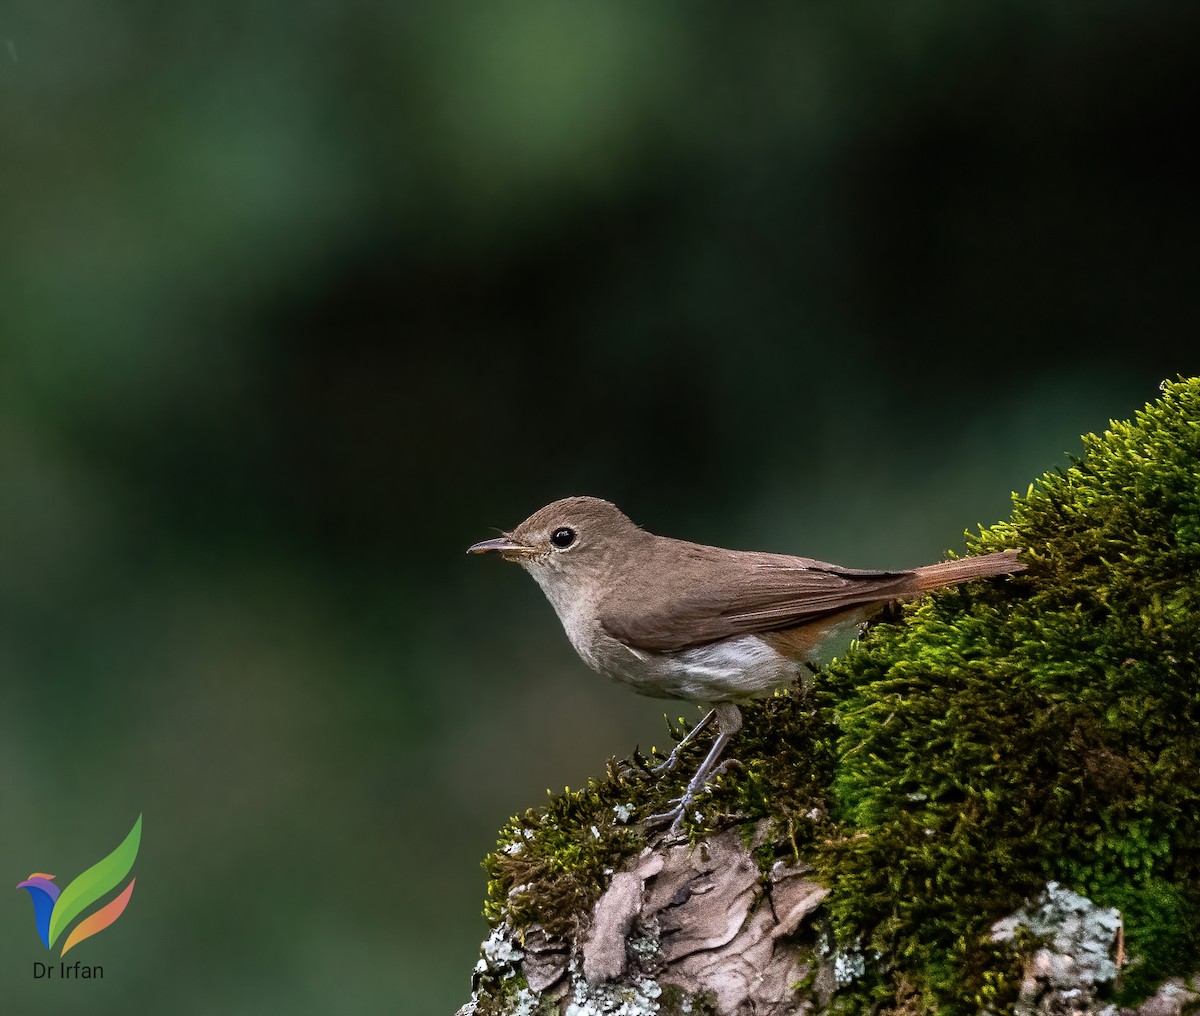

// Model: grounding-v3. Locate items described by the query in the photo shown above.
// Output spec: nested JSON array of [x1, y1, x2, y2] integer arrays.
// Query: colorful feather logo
[[16, 814, 141, 956]]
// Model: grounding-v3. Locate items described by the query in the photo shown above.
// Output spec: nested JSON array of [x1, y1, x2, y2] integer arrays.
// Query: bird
[[468, 496, 1024, 830]]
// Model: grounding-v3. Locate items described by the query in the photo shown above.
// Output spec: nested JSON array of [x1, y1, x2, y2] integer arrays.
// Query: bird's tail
[[911, 550, 1025, 591]]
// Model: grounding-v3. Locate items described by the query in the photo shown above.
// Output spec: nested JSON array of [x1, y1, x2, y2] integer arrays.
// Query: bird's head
[[468, 496, 643, 597]]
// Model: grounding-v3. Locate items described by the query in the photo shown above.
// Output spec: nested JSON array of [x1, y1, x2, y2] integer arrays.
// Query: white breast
[[610, 634, 799, 702]]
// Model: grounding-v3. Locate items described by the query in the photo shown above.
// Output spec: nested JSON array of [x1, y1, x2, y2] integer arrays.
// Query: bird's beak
[[467, 535, 539, 560]]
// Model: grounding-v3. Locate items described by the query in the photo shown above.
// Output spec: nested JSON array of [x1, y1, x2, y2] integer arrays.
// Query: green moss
[[476, 378, 1200, 1015], [482, 687, 835, 936], [714, 685, 836, 843], [483, 759, 654, 937], [820, 377, 1200, 1012]]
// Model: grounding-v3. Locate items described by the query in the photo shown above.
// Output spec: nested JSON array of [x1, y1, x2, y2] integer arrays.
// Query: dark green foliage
[[820, 377, 1200, 1011]]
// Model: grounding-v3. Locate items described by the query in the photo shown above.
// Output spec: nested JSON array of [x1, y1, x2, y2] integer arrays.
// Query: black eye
[[551, 527, 576, 549]]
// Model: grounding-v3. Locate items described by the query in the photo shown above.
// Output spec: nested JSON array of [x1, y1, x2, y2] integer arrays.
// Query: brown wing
[[598, 539, 918, 652]]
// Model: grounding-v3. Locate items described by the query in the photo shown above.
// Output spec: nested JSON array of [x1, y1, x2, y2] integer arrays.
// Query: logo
[[16, 814, 141, 958]]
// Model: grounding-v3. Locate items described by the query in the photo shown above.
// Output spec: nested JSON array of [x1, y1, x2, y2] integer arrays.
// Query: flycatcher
[[469, 496, 1023, 830]]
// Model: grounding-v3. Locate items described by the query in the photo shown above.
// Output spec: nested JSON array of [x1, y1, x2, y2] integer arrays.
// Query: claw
[[645, 799, 689, 831], [641, 703, 743, 832], [644, 758, 740, 831], [650, 753, 679, 776]]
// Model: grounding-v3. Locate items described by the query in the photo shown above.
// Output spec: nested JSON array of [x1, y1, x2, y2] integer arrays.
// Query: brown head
[[467, 496, 642, 572], [467, 497, 657, 623]]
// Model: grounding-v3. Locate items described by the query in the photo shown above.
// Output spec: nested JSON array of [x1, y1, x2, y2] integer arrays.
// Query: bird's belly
[[590, 633, 800, 702]]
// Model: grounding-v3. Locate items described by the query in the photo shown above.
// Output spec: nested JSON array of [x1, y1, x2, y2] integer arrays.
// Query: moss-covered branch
[[459, 378, 1200, 1016]]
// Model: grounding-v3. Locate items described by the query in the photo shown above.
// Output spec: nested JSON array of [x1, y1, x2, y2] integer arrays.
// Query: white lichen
[[990, 881, 1122, 988], [482, 926, 525, 967], [991, 881, 1124, 1015], [510, 987, 544, 1016], [564, 974, 663, 1016], [819, 929, 865, 986], [629, 934, 661, 960], [457, 924, 544, 1016], [833, 949, 866, 986]]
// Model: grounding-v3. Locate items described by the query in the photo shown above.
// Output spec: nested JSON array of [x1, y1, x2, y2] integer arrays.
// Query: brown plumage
[[598, 539, 1021, 654], [469, 496, 1024, 829]]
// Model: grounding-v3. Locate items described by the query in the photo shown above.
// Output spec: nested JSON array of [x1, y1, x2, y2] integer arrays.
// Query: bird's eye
[[551, 527, 576, 549]]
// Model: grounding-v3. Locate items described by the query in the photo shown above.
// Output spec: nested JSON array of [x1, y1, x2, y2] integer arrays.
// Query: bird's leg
[[651, 708, 716, 775], [647, 702, 742, 832]]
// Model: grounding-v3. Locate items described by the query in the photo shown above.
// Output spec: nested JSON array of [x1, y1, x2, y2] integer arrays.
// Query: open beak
[[466, 535, 538, 559]]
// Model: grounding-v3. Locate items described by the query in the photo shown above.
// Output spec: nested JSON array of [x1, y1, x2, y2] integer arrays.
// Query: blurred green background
[[0, 3, 1195, 1012]]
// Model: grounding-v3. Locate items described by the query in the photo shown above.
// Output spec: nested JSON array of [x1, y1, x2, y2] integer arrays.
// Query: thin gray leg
[[651, 708, 716, 775], [647, 702, 743, 832]]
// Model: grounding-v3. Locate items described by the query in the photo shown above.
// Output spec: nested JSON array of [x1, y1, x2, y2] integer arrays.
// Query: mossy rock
[[483, 691, 835, 940], [473, 377, 1200, 1015], [822, 376, 1200, 1012]]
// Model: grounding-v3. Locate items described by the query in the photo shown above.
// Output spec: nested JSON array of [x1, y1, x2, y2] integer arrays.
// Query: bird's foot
[[650, 747, 682, 776], [647, 709, 716, 778], [644, 759, 738, 832], [644, 797, 690, 833], [644, 704, 741, 832]]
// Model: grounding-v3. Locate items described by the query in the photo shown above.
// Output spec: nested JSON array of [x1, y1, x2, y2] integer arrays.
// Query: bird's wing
[[599, 545, 915, 652]]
